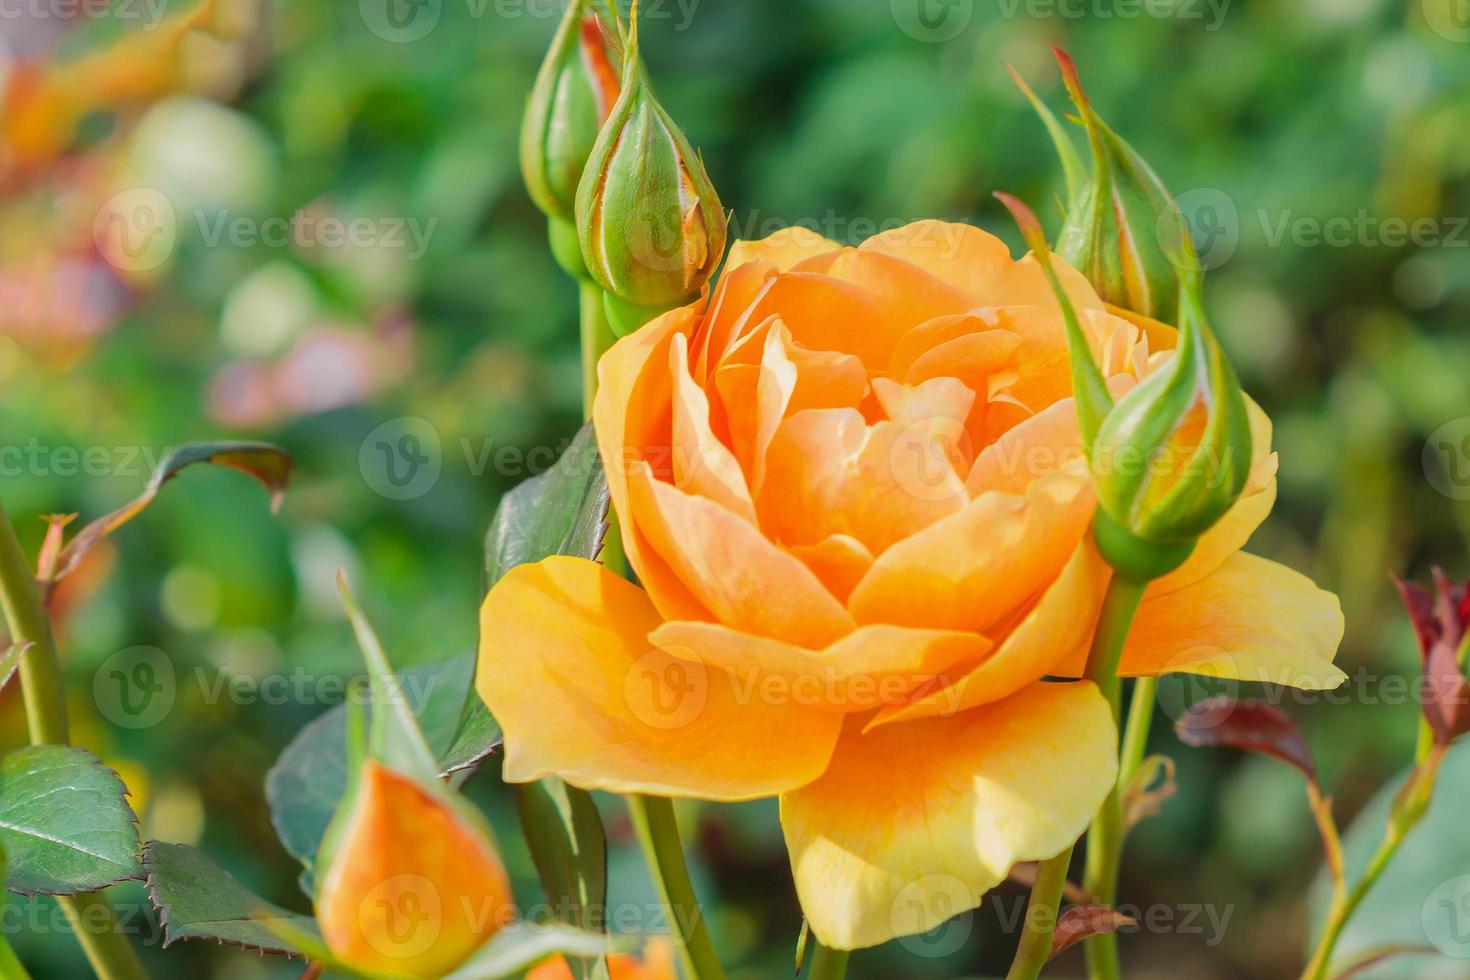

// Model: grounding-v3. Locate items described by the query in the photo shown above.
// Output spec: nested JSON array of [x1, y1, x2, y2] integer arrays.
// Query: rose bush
[[478, 220, 1345, 951]]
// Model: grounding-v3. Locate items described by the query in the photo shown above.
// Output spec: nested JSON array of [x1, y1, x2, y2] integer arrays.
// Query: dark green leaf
[[484, 422, 608, 590], [442, 700, 504, 776], [0, 746, 141, 896], [518, 779, 608, 980], [143, 841, 318, 956], [264, 653, 477, 880], [48, 441, 291, 590], [1307, 741, 1470, 976]]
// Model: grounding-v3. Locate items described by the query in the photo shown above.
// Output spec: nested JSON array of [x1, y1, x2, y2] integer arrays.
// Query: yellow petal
[[726, 226, 841, 274], [650, 621, 991, 713], [786, 534, 874, 605], [859, 220, 1015, 303], [746, 272, 898, 368], [869, 542, 1108, 727], [758, 406, 970, 556], [316, 762, 512, 978], [1120, 552, 1346, 689], [781, 682, 1117, 951], [669, 333, 756, 522], [594, 305, 712, 622], [477, 557, 842, 800], [847, 473, 1092, 633], [628, 464, 856, 647], [792, 247, 975, 336]]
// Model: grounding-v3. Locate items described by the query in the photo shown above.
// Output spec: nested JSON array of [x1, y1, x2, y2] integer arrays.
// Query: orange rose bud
[[575, 2, 727, 336], [522, 0, 624, 277], [314, 760, 514, 978], [1048, 50, 1192, 325]]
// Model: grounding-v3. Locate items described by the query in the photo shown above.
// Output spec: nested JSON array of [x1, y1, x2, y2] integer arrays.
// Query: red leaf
[[1395, 570, 1470, 747], [1048, 905, 1135, 961], [1174, 697, 1316, 779]]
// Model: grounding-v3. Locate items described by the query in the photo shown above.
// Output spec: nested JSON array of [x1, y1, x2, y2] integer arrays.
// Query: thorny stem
[[0, 499, 148, 980]]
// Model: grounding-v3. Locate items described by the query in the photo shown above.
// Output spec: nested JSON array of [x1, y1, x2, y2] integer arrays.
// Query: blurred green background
[[2, 0, 1469, 976]]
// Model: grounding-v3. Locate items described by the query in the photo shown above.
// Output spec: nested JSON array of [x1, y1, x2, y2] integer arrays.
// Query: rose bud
[[1047, 50, 1192, 325], [316, 578, 516, 978], [998, 192, 1252, 582], [314, 757, 515, 978], [521, 0, 624, 278], [575, 3, 727, 336]]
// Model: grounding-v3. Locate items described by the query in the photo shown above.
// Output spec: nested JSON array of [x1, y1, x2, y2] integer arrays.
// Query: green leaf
[[442, 699, 505, 776], [0, 746, 141, 896], [484, 421, 609, 590], [337, 575, 439, 783], [143, 841, 318, 956], [1307, 741, 1470, 977], [517, 780, 608, 980], [444, 923, 612, 980], [48, 441, 291, 591], [265, 653, 481, 880]]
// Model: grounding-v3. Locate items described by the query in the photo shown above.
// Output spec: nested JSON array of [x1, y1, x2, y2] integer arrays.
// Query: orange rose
[[478, 221, 1343, 950]]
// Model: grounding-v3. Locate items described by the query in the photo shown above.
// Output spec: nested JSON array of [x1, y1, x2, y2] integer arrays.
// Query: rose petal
[[1119, 553, 1346, 689], [629, 464, 856, 647], [847, 473, 1093, 633], [477, 557, 842, 800], [868, 542, 1109, 728], [781, 681, 1117, 950], [650, 620, 992, 713]]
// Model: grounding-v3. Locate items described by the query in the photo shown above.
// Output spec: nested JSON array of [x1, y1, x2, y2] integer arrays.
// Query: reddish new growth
[[1395, 569, 1470, 747]]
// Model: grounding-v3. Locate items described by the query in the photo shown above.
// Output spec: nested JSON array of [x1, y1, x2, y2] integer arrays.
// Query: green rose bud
[[520, 0, 623, 277], [575, 3, 727, 336], [1031, 50, 1195, 325], [997, 192, 1251, 583]]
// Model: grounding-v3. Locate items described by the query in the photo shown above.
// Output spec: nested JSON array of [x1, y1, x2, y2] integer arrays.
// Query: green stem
[[1005, 845, 1074, 980], [1003, 576, 1147, 980], [1300, 749, 1441, 980], [579, 281, 616, 422], [1081, 577, 1149, 980], [626, 796, 726, 980], [1300, 828, 1405, 980], [806, 941, 850, 980], [0, 500, 147, 980], [1117, 678, 1157, 792]]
